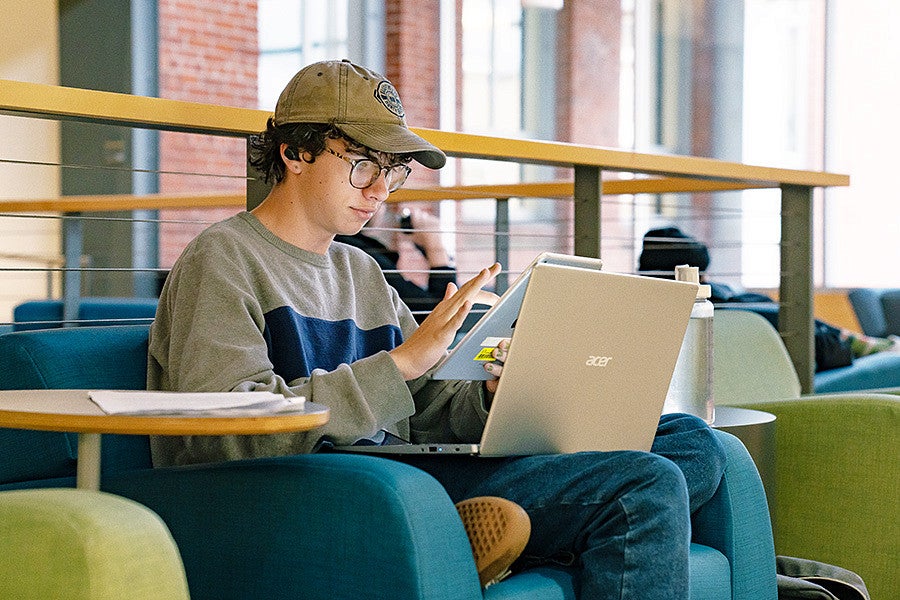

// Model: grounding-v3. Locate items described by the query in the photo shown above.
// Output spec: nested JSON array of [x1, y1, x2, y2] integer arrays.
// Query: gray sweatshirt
[[148, 212, 488, 466]]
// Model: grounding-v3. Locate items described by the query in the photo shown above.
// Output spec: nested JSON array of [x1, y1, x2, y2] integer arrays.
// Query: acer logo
[[585, 356, 613, 367]]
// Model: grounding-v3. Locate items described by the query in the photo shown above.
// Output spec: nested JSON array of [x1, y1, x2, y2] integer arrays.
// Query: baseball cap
[[274, 59, 447, 169]]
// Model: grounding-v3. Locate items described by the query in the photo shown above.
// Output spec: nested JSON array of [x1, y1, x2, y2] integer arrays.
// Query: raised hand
[[389, 263, 501, 380]]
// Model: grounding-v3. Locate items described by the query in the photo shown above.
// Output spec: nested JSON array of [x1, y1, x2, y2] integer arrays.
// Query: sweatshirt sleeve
[[407, 375, 489, 444], [147, 236, 415, 466]]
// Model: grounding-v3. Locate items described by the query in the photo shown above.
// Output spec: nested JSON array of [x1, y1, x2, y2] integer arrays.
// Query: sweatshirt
[[147, 211, 488, 466]]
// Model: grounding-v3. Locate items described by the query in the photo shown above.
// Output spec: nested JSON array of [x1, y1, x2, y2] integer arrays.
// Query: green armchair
[[0, 488, 190, 600], [712, 309, 899, 600]]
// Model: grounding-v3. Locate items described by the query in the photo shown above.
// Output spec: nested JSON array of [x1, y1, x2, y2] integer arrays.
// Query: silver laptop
[[338, 257, 699, 456]]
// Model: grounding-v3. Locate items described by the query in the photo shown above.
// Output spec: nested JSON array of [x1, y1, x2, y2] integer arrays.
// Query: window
[[258, 0, 350, 110]]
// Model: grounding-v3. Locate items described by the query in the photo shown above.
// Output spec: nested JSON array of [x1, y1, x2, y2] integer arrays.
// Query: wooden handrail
[[0, 78, 852, 393], [0, 178, 775, 213], [1, 79, 848, 189]]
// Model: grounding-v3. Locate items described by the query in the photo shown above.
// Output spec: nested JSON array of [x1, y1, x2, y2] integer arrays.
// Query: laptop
[[338, 255, 699, 456]]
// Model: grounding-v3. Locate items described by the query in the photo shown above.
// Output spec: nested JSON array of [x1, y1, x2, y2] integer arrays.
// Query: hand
[[483, 338, 510, 395], [389, 263, 502, 380]]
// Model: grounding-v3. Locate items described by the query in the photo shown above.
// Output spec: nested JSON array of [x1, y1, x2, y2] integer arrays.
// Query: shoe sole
[[455, 496, 531, 587]]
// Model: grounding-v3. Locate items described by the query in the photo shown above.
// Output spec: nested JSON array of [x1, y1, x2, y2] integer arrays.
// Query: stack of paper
[[89, 390, 306, 416]]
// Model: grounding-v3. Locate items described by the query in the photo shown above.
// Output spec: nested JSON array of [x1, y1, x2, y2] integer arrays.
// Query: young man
[[148, 59, 726, 599]]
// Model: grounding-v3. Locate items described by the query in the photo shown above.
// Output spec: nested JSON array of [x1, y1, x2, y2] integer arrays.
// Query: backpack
[[777, 556, 870, 600]]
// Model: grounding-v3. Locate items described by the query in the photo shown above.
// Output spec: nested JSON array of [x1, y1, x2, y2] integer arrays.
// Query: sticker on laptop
[[473, 337, 505, 361]]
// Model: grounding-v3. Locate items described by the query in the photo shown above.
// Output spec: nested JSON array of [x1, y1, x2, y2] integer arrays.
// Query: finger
[[443, 282, 458, 300], [473, 290, 500, 307], [456, 263, 501, 296], [492, 345, 507, 363], [440, 264, 499, 314], [484, 362, 503, 378]]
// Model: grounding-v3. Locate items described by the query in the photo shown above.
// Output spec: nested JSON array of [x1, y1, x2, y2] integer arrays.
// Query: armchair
[[0, 325, 777, 600], [712, 309, 899, 600], [0, 488, 189, 600], [848, 287, 900, 337]]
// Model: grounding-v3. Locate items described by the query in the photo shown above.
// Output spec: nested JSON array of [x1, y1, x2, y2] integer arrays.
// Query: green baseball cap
[[274, 59, 447, 169]]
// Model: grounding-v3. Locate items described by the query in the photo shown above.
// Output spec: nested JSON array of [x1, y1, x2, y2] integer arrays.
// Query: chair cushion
[[688, 544, 732, 600], [814, 351, 900, 393], [848, 288, 900, 337], [0, 488, 189, 600], [12, 298, 158, 331], [0, 325, 154, 482], [483, 544, 729, 600]]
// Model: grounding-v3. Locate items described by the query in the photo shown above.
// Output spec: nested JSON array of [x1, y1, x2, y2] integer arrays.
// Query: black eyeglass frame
[[324, 147, 412, 193]]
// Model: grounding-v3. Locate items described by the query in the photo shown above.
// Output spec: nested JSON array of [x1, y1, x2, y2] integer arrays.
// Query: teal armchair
[[0, 488, 189, 600], [0, 325, 777, 600], [712, 309, 899, 600]]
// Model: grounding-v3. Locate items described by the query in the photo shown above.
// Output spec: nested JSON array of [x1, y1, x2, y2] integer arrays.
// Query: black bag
[[777, 556, 870, 600]]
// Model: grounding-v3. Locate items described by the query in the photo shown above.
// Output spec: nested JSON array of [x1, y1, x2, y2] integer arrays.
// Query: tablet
[[429, 252, 603, 380]]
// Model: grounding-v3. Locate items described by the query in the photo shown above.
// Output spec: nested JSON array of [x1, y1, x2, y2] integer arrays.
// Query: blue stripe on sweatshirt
[[263, 305, 404, 382]]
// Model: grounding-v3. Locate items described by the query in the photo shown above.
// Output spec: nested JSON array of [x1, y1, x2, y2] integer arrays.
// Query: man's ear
[[284, 146, 300, 161]]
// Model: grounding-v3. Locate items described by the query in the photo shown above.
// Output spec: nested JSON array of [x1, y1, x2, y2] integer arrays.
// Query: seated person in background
[[148, 59, 726, 600], [638, 226, 898, 372], [336, 207, 456, 322]]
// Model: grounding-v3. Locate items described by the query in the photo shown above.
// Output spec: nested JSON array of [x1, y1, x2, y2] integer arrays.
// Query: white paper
[[89, 390, 305, 416]]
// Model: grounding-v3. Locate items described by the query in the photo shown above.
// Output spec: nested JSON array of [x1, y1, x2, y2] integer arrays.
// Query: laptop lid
[[430, 252, 604, 381], [476, 264, 698, 455]]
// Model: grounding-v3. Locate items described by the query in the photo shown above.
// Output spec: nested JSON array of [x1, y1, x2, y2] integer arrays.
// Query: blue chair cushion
[[12, 298, 158, 331], [0, 325, 154, 483], [814, 351, 900, 393]]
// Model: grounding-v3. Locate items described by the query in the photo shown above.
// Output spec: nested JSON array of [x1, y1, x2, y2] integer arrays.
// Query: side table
[[0, 389, 329, 490], [712, 405, 777, 523]]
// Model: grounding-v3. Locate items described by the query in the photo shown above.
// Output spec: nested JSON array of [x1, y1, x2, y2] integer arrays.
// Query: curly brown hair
[[248, 119, 345, 184]]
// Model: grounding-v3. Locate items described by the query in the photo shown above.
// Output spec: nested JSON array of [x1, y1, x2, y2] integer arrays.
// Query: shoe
[[455, 496, 531, 587]]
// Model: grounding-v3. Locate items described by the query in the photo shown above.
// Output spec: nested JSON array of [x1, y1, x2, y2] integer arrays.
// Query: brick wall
[[157, 0, 258, 268], [384, 0, 444, 283], [384, 0, 442, 189], [557, 0, 620, 146], [557, 0, 634, 272]]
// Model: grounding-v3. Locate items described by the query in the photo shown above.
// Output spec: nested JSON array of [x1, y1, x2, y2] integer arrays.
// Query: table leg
[[77, 432, 102, 490]]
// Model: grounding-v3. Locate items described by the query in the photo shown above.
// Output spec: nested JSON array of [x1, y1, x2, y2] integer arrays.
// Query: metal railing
[[0, 78, 851, 391]]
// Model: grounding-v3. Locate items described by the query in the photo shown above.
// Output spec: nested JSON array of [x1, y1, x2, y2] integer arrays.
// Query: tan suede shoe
[[455, 496, 531, 587]]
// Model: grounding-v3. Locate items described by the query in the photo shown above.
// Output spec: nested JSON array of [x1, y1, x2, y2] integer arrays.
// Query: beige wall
[[0, 0, 62, 323]]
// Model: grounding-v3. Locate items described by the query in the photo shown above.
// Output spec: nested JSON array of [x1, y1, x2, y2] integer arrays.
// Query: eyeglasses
[[325, 147, 411, 193]]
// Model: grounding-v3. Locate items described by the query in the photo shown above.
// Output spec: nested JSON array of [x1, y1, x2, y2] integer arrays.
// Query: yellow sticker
[[474, 347, 496, 361]]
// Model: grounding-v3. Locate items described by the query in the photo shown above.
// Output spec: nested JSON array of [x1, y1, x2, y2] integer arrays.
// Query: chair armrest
[[691, 429, 777, 600], [105, 453, 484, 600], [0, 489, 189, 600], [744, 394, 899, 600]]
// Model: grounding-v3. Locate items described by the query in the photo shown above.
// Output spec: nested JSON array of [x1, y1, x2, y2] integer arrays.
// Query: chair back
[[848, 288, 900, 337], [713, 309, 801, 405], [0, 325, 153, 485]]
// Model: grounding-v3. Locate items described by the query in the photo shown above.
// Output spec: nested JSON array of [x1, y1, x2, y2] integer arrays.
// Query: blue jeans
[[393, 413, 726, 600]]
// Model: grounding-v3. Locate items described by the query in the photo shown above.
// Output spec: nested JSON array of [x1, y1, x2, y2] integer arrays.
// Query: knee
[[620, 452, 689, 508], [654, 414, 726, 470], [658, 412, 711, 436], [618, 453, 691, 535]]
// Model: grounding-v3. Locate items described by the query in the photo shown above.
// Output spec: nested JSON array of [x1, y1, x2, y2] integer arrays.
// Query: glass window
[[257, 0, 350, 110]]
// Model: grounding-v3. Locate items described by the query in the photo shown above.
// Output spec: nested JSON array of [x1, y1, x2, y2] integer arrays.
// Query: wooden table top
[[0, 389, 329, 436]]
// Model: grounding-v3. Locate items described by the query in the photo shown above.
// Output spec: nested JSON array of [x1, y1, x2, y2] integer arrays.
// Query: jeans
[[392, 413, 726, 600]]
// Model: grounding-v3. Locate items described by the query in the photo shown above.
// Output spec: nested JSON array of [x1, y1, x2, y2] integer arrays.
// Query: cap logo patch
[[374, 81, 405, 118]]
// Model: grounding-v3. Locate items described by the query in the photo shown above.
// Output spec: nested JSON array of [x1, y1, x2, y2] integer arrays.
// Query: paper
[[89, 390, 306, 416]]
